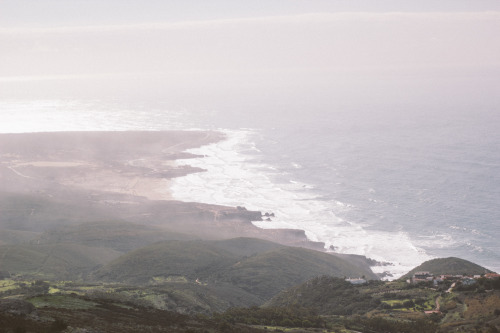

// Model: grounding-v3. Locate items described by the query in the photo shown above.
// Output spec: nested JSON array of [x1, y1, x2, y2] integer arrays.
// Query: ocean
[[1, 96, 499, 279]]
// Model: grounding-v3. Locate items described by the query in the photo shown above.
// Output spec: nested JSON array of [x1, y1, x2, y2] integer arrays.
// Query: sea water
[[1, 98, 499, 279], [169, 106, 500, 279]]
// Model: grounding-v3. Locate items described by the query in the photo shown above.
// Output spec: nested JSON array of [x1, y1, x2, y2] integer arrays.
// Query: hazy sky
[[1, 1, 499, 105], [2, 0, 500, 27]]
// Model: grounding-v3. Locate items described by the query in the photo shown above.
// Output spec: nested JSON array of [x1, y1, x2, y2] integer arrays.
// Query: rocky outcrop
[[219, 207, 263, 221], [0, 299, 37, 316]]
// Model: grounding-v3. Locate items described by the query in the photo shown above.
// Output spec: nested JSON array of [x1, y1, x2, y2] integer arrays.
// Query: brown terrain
[[0, 131, 323, 249]]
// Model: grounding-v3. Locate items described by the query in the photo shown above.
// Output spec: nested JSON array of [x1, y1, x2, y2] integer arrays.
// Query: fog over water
[[1, 94, 499, 279], [1, 1, 500, 278]]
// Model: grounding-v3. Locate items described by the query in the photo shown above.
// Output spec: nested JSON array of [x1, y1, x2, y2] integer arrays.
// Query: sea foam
[[3, 100, 499, 275], [170, 129, 433, 279]]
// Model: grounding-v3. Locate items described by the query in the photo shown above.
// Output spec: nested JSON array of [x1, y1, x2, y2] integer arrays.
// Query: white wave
[[3, 99, 498, 278], [416, 232, 456, 249], [170, 129, 433, 279], [466, 242, 484, 253], [448, 224, 484, 236], [288, 180, 315, 190]]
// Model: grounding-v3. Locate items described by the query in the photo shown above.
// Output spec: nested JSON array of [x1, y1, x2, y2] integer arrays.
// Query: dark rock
[[0, 299, 36, 316], [377, 271, 394, 279], [219, 208, 262, 221]]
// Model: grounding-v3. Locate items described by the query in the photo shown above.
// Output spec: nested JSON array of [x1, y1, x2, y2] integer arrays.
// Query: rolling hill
[[36, 220, 194, 252], [220, 246, 378, 298], [0, 243, 121, 279], [402, 257, 493, 279], [264, 275, 379, 315], [93, 240, 238, 284], [210, 237, 286, 257], [93, 238, 378, 301]]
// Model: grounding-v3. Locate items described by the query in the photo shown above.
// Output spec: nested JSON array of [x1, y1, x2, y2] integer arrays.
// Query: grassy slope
[[0, 229, 40, 245], [211, 237, 286, 257], [0, 243, 121, 279], [221, 246, 378, 299], [37, 220, 194, 252], [402, 257, 493, 279], [0, 192, 111, 231], [93, 240, 238, 284], [266, 276, 378, 315], [0, 219, 198, 280], [94, 239, 378, 300], [2, 277, 498, 333]]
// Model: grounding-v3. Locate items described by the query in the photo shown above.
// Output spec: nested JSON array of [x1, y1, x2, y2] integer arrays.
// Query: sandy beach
[[0, 131, 222, 200], [0, 131, 323, 249]]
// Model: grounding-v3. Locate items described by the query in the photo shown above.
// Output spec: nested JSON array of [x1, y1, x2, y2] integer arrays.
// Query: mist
[[2, 3, 500, 331], [1, 11, 499, 115]]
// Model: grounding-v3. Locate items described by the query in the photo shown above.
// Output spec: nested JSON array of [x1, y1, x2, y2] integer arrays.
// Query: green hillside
[[220, 246, 378, 299], [94, 238, 378, 300], [402, 257, 493, 279], [0, 220, 196, 280], [211, 237, 285, 256], [92, 240, 238, 284], [0, 244, 121, 279], [37, 220, 194, 252], [265, 275, 379, 315], [0, 229, 40, 245], [0, 192, 110, 231]]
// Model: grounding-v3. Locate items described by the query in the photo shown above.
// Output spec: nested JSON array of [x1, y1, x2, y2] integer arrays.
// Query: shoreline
[[0, 130, 430, 279], [0, 130, 222, 200], [167, 129, 433, 280], [0, 130, 328, 253]]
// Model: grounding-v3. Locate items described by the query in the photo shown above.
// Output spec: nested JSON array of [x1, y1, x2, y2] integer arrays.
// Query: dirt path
[[435, 296, 441, 311]]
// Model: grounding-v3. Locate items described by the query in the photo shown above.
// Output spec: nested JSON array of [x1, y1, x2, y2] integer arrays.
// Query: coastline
[[0, 130, 222, 200], [1, 130, 442, 280], [168, 129, 435, 280], [0, 130, 437, 279], [0, 130, 326, 252]]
